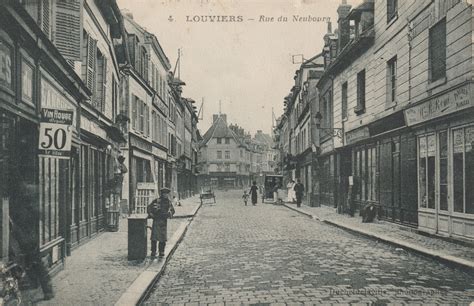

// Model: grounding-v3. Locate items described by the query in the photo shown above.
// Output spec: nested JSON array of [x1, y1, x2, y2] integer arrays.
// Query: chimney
[[337, 0, 352, 53], [213, 114, 227, 124], [122, 9, 134, 20], [221, 114, 227, 124], [327, 21, 332, 34], [213, 114, 219, 123]]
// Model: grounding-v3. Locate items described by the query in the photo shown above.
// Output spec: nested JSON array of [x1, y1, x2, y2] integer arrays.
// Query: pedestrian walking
[[249, 181, 259, 205], [147, 188, 175, 258], [242, 190, 249, 205], [294, 178, 305, 208], [286, 179, 296, 203]]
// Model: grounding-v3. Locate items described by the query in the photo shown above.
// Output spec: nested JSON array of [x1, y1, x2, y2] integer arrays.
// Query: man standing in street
[[294, 178, 305, 208], [147, 188, 175, 258]]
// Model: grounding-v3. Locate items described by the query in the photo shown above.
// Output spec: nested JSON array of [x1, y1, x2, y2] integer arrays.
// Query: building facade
[[311, 0, 474, 241], [0, 0, 129, 271], [198, 114, 249, 189], [121, 13, 170, 213]]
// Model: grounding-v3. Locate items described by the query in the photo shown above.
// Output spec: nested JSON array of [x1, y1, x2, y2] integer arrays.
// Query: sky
[[117, 0, 362, 135]]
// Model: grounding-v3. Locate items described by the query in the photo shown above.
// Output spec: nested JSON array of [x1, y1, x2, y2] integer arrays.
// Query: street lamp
[[314, 111, 343, 139]]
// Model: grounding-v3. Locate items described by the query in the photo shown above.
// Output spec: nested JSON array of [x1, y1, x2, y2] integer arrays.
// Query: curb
[[283, 203, 318, 220], [114, 200, 202, 306], [282, 204, 474, 272]]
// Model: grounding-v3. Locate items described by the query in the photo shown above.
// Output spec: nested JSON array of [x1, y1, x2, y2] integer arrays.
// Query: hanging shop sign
[[38, 108, 74, 158], [404, 83, 473, 126]]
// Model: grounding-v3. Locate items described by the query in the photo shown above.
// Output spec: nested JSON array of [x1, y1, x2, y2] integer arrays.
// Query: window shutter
[[145, 104, 148, 137], [387, 0, 394, 21], [102, 57, 107, 113], [134, 44, 140, 72], [127, 34, 136, 65], [132, 96, 137, 130], [54, 0, 83, 62], [144, 53, 149, 82], [85, 35, 97, 97], [40, 0, 52, 38]]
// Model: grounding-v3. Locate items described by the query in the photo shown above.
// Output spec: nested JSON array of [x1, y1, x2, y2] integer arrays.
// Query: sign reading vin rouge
[[404, 83, 473, 126], [39, 108, 74, 158]]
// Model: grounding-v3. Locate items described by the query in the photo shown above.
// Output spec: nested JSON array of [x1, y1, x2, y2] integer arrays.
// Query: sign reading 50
[[39, 123, 71, 150], [39, 108, 74, 158]]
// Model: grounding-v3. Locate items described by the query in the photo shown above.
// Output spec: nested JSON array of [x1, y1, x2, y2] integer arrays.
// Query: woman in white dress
[[287, 179, 296, 203]]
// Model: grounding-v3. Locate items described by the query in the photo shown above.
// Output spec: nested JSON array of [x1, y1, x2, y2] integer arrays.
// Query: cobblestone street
[[145, 190, 474, 305]]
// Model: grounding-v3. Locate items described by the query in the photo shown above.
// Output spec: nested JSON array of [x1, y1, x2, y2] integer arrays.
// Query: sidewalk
[[282, 202, 474, 271], [22, 195, 201, 305]]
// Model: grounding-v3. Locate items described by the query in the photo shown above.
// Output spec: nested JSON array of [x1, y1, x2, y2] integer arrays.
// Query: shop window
[[39, 157, 61, 245], [135, 157, 153, 183], [418, 135, 436, 209], [81, 145, 88, 221], [439, 131, 448, 211], [467, 127, 474, 214], [453, 127, 474, 214], [0, 40, 12, 90]]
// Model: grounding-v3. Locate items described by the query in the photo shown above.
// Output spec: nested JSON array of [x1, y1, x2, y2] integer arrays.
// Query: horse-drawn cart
[[200, 188, 216, 204]]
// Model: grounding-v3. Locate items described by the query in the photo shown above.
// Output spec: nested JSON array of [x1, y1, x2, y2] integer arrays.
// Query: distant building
[[198, 114, 250, 189]]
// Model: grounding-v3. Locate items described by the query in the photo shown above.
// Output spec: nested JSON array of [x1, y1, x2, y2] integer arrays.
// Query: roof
[[254, 132, 273, 147], [199, 115, 240, 147]]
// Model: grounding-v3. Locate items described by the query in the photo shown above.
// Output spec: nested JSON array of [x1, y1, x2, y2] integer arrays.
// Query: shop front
[[129, 134, 155, 213], [77, 112, 122, 247], [0, 12, 89, 272], [405, 82, 474, 240], [152, 146, 167, 193]]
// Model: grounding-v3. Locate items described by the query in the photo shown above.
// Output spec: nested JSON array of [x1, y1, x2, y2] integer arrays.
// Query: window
[[387, 0, 398, 23], [22, 60, 34, 103], [82, 31, 97, 97], [387, 56, 397, 106], [0, 41, 12, 90], [341, 82, 348, 120], [112, 76, 118, 122], [217, 138, 222, 144], [139, 100, 144, 133], [132, 96, 138, 130], [145, 104, 149, 137], [151, 64, 156, 91], [225, 138, 230, 144], [217, 150, 222, 159], [140, 47, 148, 81], [225, 150, 230, 159], [453, 126, 474, 214], [152, 111, 156, 141], [356, 70, 366, 114], [418, 135, 436, 209], [439, 131, 448, 211], [429, 19, 446, 82], [225, 164, 230, 172], [95, 50, 107, 112]]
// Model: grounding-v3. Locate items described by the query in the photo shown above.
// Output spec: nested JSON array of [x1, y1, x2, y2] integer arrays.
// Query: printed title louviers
[[185, 15, 330, 22]]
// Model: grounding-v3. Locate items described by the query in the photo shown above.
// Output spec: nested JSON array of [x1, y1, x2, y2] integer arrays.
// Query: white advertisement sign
[[38, 108, 74, 158]]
